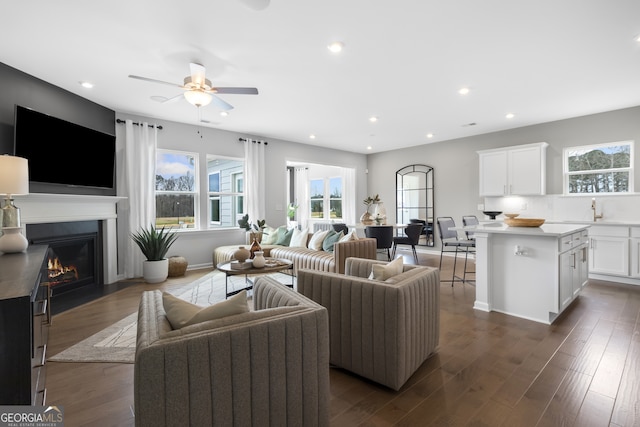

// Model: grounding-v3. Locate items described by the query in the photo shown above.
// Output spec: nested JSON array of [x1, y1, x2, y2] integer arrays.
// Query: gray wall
[[366, 105, 640, 250], [0, 62, 116, 196]]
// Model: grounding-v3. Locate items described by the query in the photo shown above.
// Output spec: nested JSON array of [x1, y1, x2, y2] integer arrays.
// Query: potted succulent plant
[[131, 225, 179, 283]]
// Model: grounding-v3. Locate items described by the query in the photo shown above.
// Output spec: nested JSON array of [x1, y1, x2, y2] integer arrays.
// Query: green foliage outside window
[[565, 142, 632, 194]]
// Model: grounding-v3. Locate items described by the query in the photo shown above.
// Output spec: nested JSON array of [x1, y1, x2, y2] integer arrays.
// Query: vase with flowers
[[360, 194, 380, 225]]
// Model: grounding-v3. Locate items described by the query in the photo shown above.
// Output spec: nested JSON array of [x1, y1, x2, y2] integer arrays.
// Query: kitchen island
[[472, 222, 590, 324]]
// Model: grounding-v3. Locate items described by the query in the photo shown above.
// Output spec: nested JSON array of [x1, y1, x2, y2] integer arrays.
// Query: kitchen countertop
[[546, 220, 640, 226], [468, 222, 590, 237]]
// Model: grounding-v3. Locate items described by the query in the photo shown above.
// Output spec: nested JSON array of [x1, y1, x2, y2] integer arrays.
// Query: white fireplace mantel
[[13, 193, 126, 284]]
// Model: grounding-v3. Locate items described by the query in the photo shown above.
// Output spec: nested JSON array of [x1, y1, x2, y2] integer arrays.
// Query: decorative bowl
[[504, 213, 520, 219], [482, 211, 502, 220], [504, 218, 545, 227]]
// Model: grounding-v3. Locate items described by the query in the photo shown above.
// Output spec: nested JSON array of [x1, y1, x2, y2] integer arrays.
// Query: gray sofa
[[134, 277, 330, 426], [297, 257, 440, 391], [213, 232, 376, 275]]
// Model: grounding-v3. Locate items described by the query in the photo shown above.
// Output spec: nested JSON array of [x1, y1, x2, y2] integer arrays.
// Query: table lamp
[[0, 155, 29, 253]]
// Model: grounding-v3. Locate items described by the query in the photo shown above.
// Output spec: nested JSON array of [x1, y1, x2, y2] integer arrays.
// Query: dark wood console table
[[0, 245, 49, 405]]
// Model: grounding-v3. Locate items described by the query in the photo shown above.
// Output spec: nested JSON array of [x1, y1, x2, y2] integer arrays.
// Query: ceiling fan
[[129, 63, 258, 111]]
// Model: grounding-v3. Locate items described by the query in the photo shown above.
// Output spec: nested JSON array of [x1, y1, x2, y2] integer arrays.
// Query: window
[[309, 177, 343, 219], [207, 155, 245, 228], [564, 141, 633, 194], [155, 150, 197, 229], [310, 179, 324, 218]]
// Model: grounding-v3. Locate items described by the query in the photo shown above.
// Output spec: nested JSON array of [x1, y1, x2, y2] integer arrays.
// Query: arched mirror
[[396, 164, 435, 246]]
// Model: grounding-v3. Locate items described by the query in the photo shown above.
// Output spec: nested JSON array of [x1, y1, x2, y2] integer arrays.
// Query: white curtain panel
[[341, 167, 356, 226], [121, 120, 157, 279], [294, 167, 310, 228], [244, 139, 266, 223]]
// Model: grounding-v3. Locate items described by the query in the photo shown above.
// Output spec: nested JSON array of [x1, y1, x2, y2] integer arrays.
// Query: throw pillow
[[307, 229, 330, 251], [289, 227, 309, 247], [339, 230, 359, 242], [322, 230, 344, 252], [275, 227, 295, 246], [162, 290, 249, 329], [368, 257, 404, 281], [261, 226, 280, 245]]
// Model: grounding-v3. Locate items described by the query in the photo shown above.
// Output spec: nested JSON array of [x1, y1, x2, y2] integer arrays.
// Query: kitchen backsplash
[[482, 194, 640, 223]]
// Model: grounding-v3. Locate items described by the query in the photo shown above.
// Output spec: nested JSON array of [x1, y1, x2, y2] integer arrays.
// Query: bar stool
[[461, 215, 478, 283], [436, 217, 475, 286]]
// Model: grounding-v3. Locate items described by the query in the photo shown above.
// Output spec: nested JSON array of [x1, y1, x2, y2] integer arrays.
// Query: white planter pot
[[143, 259, 169, 283]]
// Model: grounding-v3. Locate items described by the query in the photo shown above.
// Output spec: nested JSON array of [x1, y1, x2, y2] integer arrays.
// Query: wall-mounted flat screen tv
[[13, 105, 116, 189]]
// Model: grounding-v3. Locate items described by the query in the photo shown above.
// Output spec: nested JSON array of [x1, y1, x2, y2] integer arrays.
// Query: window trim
[[206, 154, 245, 229]]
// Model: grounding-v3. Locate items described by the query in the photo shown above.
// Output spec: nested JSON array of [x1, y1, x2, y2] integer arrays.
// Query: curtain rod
[[116, 118, 163, 130], [238, 137, 268, 145]]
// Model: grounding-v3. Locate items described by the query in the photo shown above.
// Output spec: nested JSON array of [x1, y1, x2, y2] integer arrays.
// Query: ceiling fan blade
[[161, 93, 185, 103], [210, 95, 234, 111], [212, 87, 259, 95], [189, 63, 207, 87], [129, 75, 183, 88]]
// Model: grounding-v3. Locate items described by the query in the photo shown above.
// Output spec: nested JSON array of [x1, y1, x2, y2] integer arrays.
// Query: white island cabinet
[[473, 223, 590, 324]]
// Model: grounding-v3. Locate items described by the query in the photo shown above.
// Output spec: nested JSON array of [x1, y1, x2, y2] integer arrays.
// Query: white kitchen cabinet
[[478, 142, 548, 196], [630, 234, 640, 277], [559, 230, 588, 312], [588, 226, 629, 276]]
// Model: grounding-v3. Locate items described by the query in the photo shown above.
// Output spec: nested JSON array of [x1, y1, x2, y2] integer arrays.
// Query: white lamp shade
[[184, 90, 213, 107], [0, 155, 29, 195]]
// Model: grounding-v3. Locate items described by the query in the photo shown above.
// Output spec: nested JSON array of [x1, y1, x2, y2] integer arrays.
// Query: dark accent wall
[[0, 62, 116, 196]]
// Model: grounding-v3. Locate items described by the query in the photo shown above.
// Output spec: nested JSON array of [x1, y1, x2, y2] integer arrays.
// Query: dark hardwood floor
[[45, 251, 640, 426]]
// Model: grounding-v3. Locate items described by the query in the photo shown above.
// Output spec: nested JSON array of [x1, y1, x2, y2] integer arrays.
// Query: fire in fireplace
[[47, 255, 79, 286]]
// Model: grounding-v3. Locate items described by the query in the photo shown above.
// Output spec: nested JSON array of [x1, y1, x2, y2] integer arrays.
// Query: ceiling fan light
[[184, 90, 212, 107]]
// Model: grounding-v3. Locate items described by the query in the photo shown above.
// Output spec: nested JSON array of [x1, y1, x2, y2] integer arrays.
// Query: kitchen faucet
[[592, 198, 603, 222]]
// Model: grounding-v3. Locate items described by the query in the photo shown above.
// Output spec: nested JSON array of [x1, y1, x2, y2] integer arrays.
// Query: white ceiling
[[1, 1, 640, 154]]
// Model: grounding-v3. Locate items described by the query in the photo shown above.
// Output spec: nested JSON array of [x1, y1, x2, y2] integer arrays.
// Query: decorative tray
[[504, 218, 545, 227]]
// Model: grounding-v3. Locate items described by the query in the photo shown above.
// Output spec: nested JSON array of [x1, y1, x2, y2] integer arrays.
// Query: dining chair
[[436, 217, 475, 286], [332, 223, 349, 235], [391, 223, 422, 263], [365, 225, 394, 261]]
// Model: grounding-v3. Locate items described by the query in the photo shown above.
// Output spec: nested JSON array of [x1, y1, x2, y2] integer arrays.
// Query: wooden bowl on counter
[[504, 213, 520, 219], [504, 218, 545, 227]]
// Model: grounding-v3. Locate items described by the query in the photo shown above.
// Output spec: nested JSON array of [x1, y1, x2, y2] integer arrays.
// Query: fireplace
[[26, 221, 103, 296]]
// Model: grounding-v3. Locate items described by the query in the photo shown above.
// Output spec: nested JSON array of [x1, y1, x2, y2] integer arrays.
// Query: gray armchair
[[135, 277, 330, 426], [297, 257, 440, 391]]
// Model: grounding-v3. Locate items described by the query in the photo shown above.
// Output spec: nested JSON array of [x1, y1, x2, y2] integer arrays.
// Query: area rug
[[48, 270, 294, 364]]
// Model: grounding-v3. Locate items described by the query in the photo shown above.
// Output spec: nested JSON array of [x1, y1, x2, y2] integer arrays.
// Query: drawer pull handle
[[35, 299, 47, 317], [34, 344, 47, 367]]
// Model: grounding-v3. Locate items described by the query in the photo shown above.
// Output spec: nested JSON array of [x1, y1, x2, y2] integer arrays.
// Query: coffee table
[[217, 258, 294, 298]]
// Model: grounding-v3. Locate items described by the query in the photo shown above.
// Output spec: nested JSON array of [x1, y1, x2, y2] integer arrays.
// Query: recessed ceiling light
[[636, 34, 640, 42], [426, 133, 434, 139], [369, 116, 378, 123], [505, 113, 515, 119], [327, 41, 344, 53], [220, 111, 229, 117], [150, 95, 168, 103], [79, 81, 94, 89], [367, 146, 373, 150], [309, 134, 316, 139], [458, 87, 470, 95]]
